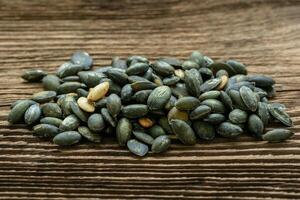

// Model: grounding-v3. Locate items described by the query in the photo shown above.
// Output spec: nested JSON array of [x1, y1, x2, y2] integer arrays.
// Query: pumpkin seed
[[189, 51, 205, 67], [88, 113, 105, 132], [62, 75, 80, 82], [229, 109, 248, 124], [128, 75, 149, 83], [209, 62, 237, 76], [126, 62, 149, 75], [78, 126, 101, 143], [131, 81, 157, 91], [151, 135, 171, 153], [147, 86, 171, 111], [59, 114, 80, 131], [247, 75, 275, 87], [203, 56, 214, 68], [190, 105, 212, 120], [133, 90, 152, 104], [101, 108, 116, 127], [200, 99, 225, 113], [257, 102, 270, 126], [240, 86, 258, 112], [95, 98, 107, 109], [216, 75, 228, 90], [217, 122, 243, 138], [57, 82, 83, 94], [248, 114, 264, 139], [105, 68, 128, 85], [174, 69, 185, 80], [184, 69, 202, 97], [168, 107, 189, 122], [199, 68, 214, 80], [41, 103, 62, 118], [200, 78, 221, 92], [226, 60, 247, 75], [24, 104, 41, 125], [87, 82, 110, 102], [175, 96, 200, 111], [219, 91, 233, 110], [106, 94, 121, 118], [163, 75, 180, 86], [268, 105, 293, 127], [170, 119, 197, 145], [228, 89, 248, 110], [158, 117, 173, 134], [127, 55, 149, 66], [182, 60, 199, 70], [33, 124, 60, 138], [42, 75, 61, 91], [159, 57, 182, 68], [199, 91, 220, 101], [116, 118, 132, 146], [21, 69, 47, 82], [78, 71, 105, 88], [70, 101, 88, 122], [148, 125, 166, 138], [61, 95, 76, 116], [171, 83, 189, 98], [192, 121, 215, 140], [143, 68, 153, 80], [77, 97, 95, 113], [57, 62, 84, 78], [127, 139, 149, 157], [71, 50, 93, 70], [133, 131, 154, 145], [203, 113, 226, 125], [40, 117, 62, 127], [121, 104, 148, 119], [138, 117, 154, 128], [216, 69, 229, 78], [121, 84, 133, 104], [32, 91, 56, 103], [111, 56, 127, 69], [152, 60, 175, 76], [53, 131, 82, 146], [262, 129, 294, 143]]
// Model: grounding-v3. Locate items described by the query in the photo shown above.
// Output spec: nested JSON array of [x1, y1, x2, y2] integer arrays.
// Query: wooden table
[[0, 0, 299, 199]]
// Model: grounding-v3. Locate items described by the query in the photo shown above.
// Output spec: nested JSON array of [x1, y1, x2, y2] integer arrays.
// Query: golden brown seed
[[174, 69, 185, 79], [167, 107, 189, 122], [138, 117, 154, 128], [77, 97, 95, 113], [217, 75, 228, 90], [87, 82, 109, 102]]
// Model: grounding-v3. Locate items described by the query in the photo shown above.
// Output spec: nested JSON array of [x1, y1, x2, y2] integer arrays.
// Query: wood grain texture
[[0, 0, 300, 199]]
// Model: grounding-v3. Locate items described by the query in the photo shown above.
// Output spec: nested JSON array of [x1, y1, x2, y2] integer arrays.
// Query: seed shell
[[200, 99, 225, 113], [21, 69, 47, 82], [217, 122, 243, 138], [133, 131, 154, 145], [87, 113, 105, 132], [127, 139, 149, 157], [42, 75, 61, 91], [151, 135, 171, 153], [106, 94, 121, 118], [59, 114, 80, 131], [71, 50, 93, 70], [70, 101, 88, 122], [78, 126, 101, 143], [77, 97, 95, 113], [105, 68, 128, 85], [268, 105, 293, 127], [203, 113, 226, 125], [87, 82, 110, 102], [175, 96, 200, 111], [152, 60, 175, 76], [240, 86, 258, 112], [101, 108, 116, 127], [148, 125, 166, 138], [229, 109, 248, 124], [262, 129, 294, 143], [192, 121, 215, 140], [131, 81, 157, 91], [40, 117, 62, 127], [121, 104, 148, 119], [126, 62, 149, 75], [184, 69, 202, 97], [41, 103, 62, 118], [168, 107, 189, 122], [248, 114, 264, 139], [190, 105, 212, 120], [133, 90, 152, 104], [147, 86, 172, 111], [24, 104, 41, 125], [33, 124, 60, 138], [57, 82, 83, 94], [32, 91, 57, 103], [200, 78, 221, 92], [170, 119, 197, 145], [116, 118, 132, 146], [198, 91, 220, 101], [53, 131, 82, 146]]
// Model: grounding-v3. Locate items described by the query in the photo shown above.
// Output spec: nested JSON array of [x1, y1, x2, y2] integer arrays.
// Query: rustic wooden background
[[0, 0, 299, 199]]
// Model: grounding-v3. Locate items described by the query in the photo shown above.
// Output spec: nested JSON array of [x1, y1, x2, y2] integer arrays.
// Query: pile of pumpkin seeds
[[8, 50, 294, 156]]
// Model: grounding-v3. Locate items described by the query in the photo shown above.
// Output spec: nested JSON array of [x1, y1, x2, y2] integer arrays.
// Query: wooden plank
[[0, 0, 299, 199]]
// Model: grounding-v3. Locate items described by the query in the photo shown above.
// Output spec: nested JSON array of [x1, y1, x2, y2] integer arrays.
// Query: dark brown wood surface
[[0, 0, 300, 199]]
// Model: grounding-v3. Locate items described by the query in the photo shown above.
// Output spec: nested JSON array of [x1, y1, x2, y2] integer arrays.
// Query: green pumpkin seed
[[57, 62, 84, 78], [189, 51, 205, 67], [121, 84, 133, 104], [170, 119, 197, 145], [62, 75, 80, 82], [53, 131, 82, 146], [59, 114, 80, 131], [200, 99, 225, 113], [226, 60, 247, 75], [217, 122, 243, 138], [143, 68, 153, 80], [184, 69, 203, 97], [133, 131, 154, 145], [70, 101, 88, 122], [10, 99, 30, 109], [131, 81, 157, 91], [61, 95, 76, 116], [126, 62, 149, 75], [199, 68, 214, 80], [203, 56, 214, 68], [76, 88, 88, 97], [163, 75, 180, 86], [152, 60, 175, 76], [127, 55, 149, 66], [151, 135, 171, 153], [159, 57, 182, 68], [127, 139, 149, 157], [192, 121, 215, 140], [257, 102, 270, 126], [21, 69, 47, 82], [88, 113, 105, 132], [164, 95, 177, 111], [24, 104, 41, 125], [159, 117, 173, 134], [148, 125, 166, 138], [57, 82, 83, 94], [198, 91, 220, 101], [147, 86, 172, 111], [42, 75, 61, 91], [78, 71, 105, 88], [101, 108, 116, 127], [152, 73, 164, 86], [268, 105, 293, 127], [216, 69, 229, 78], [128, 75, 149, 83], [95, 98, 107, 109], [40, 117, 62, 127], [175, 97, 200, 111], [41, 103, 62, 118], [200, 78, 221, 92], [247, 75, 275, 88], [133, 90, 152, 104], [248, 114, 264, 139], [71, 50, 93, 70], [111, 56, 127, 69], [116, 118, 132, 146], [209, 62, 237, 76], [171, 83, 189, 98], [264, 85, 276, 98], [203, 113, 226, 125], [228, 89, 248, 110], [229, 109, 248, 124], [32, 91, 56, 103], [182, 60, 199, 70], [190, 105, 211, 120], [240, 86, 258, 112], [121, 104, 148, 119], [33, 124, 60, 138], [262, 129, 294, 143], [168, 107, 189, 122], [106, 94, 121, 118], [219, 91, 233, 110], [105, 68, 128, 85], [78, 126, 101, 143]]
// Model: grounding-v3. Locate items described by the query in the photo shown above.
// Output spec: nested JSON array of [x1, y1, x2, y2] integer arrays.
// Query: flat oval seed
[[57, 82, 83, 94], [190, 105, 211, 120], [78, 126, 101, 143], [33, 124, 59, 138], [105, 68, 128, 85], [152, 60, 175, 76], [209, 62, 237, 76], [220, 91, 233, 110], [199, 68, 214, 80], [61, 95, 76, 116], [163, 75, 180, 86], [101, 108, 116, 127], [70, 101, 88, 122], [121, 104, 148, 119], [200, 99, 225, 113], [200, 78, 221, 92], [143, 68, 153, 80], [151, 135, 171, 153], [247, 75, 275, 87], [189, 51, 205, 67], [175, 96, 200, 111], [60, 114, 80, 132], [229, 109, 248, 124], [133, 90, 152, 104], [182, 60, 199, 70], [62, 75, 80, 82], [148, 125, 166, 138], [42, 75, 61, 91], [226, 60, 247, 75], [53, 131, 82, 146], [262, 129, 294, 143], [147, 86, 172, 111], [203, 113, 226, 125], [121, 84, 133, 104], [78, 71, 105, 88], [40, 117, 62, 127], [116, 118, 132, 146], [111, 56, 127, 69], [159, 57, 182, 68], [138, 117, 154, 128], [106, 94, 121, 118], [240, 86, 258, 112], [127, 56, 149, 66], [126, 62, 149, 75], [76, 88, 89, 97], [131, 81, 157, 91], [174, 69, 185, 80], [41, 103, 62, 118], [170, 119, 197, 145], [24, 104, 41, 125], [159, 117, 173, 134], [192, 121, 215, 140], [184, 69, 202, 97], [87, 82, 110, 102], [168, 107, 189, 122], [248, 114, 264, 139], [133, 131, 154, 145], [217, 122, 243, 138], [127, 139, 149, 157], [57, 62, 84, 78], [87, 113, 105, 132], [128, 75, 149, 83], [198, 91, 220, 101], [268, 105, 293, 127], [21, 69, 47, 82], [77, 97, 95, 113], [216, 75, 229, 90], [228, 89, 248, 110], [71, 50, 93, 70], [32, 91, 56, 103], [257, 102, 270, 126]]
